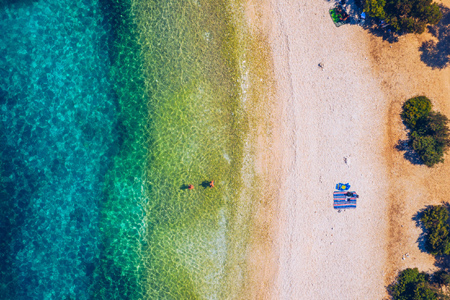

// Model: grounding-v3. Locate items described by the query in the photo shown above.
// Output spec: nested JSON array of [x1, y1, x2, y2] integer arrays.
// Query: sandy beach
[[271, 1, 390, 298], [244, 0, 450, 299]]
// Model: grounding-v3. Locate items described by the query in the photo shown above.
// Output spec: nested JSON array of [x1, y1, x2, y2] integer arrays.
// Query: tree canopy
[[389, 268, 437, 300], [364, 0, 442, 34], [401, 96, 432, 128], [401, 96, 450, 167], [420, 205, 450, 256]]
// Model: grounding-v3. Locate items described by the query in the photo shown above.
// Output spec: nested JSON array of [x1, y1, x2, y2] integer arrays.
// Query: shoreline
[[239, 0, 282, 297]]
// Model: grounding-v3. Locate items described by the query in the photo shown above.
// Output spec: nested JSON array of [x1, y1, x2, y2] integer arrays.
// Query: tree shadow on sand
[[413, 208, 430, 253], [395, 139, 423, 165], [419, 5, 450, 69], [366, 25, 400, 43], [434, 255, 450, 271]]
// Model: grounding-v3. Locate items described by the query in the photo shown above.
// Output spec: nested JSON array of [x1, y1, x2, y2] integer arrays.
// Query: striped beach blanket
[[333, 191, 357, 209]]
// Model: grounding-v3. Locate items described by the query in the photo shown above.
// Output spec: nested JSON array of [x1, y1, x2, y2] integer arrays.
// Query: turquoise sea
[[0, 0, 258, 298]]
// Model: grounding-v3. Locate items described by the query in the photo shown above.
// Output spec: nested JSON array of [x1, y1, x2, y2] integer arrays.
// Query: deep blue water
[[0, 0, 118, 298]]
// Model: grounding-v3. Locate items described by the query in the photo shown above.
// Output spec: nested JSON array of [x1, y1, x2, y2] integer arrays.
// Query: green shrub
[[365, 0, 386, 19], [433, 270, 450, 287], [401, 96, 432, 129], [413, 284, 439, 300], [365, 0, 442, 34], [401, 97, 450, 167], [420, 205, 450, 256], [390, 268, 437, 300], [417, 112, 450, 146], [410, 132, 444, 167]]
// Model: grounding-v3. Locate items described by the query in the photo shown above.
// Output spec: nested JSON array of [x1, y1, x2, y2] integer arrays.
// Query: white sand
[[265, 1, 392, 298]]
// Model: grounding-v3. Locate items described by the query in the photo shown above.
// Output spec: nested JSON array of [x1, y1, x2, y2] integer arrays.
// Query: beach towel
[[333, 191, 357, 209]]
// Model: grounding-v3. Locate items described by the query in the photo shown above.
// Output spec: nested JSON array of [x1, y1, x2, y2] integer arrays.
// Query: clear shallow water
[[133, 1, 251, 298], [0, 0, 251, 299]]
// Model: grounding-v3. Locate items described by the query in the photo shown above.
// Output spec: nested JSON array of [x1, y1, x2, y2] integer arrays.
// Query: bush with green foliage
[[433, 270, 450, 287], [401, 96, 432, 129], [365, 0, 387, 19], [420, 205, 450, 256], [389, 206, 450, 299], [364, 0, 442, 34], [410, 131, 444, 167], [390, 268, 437, 300], [401, 96, 450, 167], [411, 112, 450, 167]]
